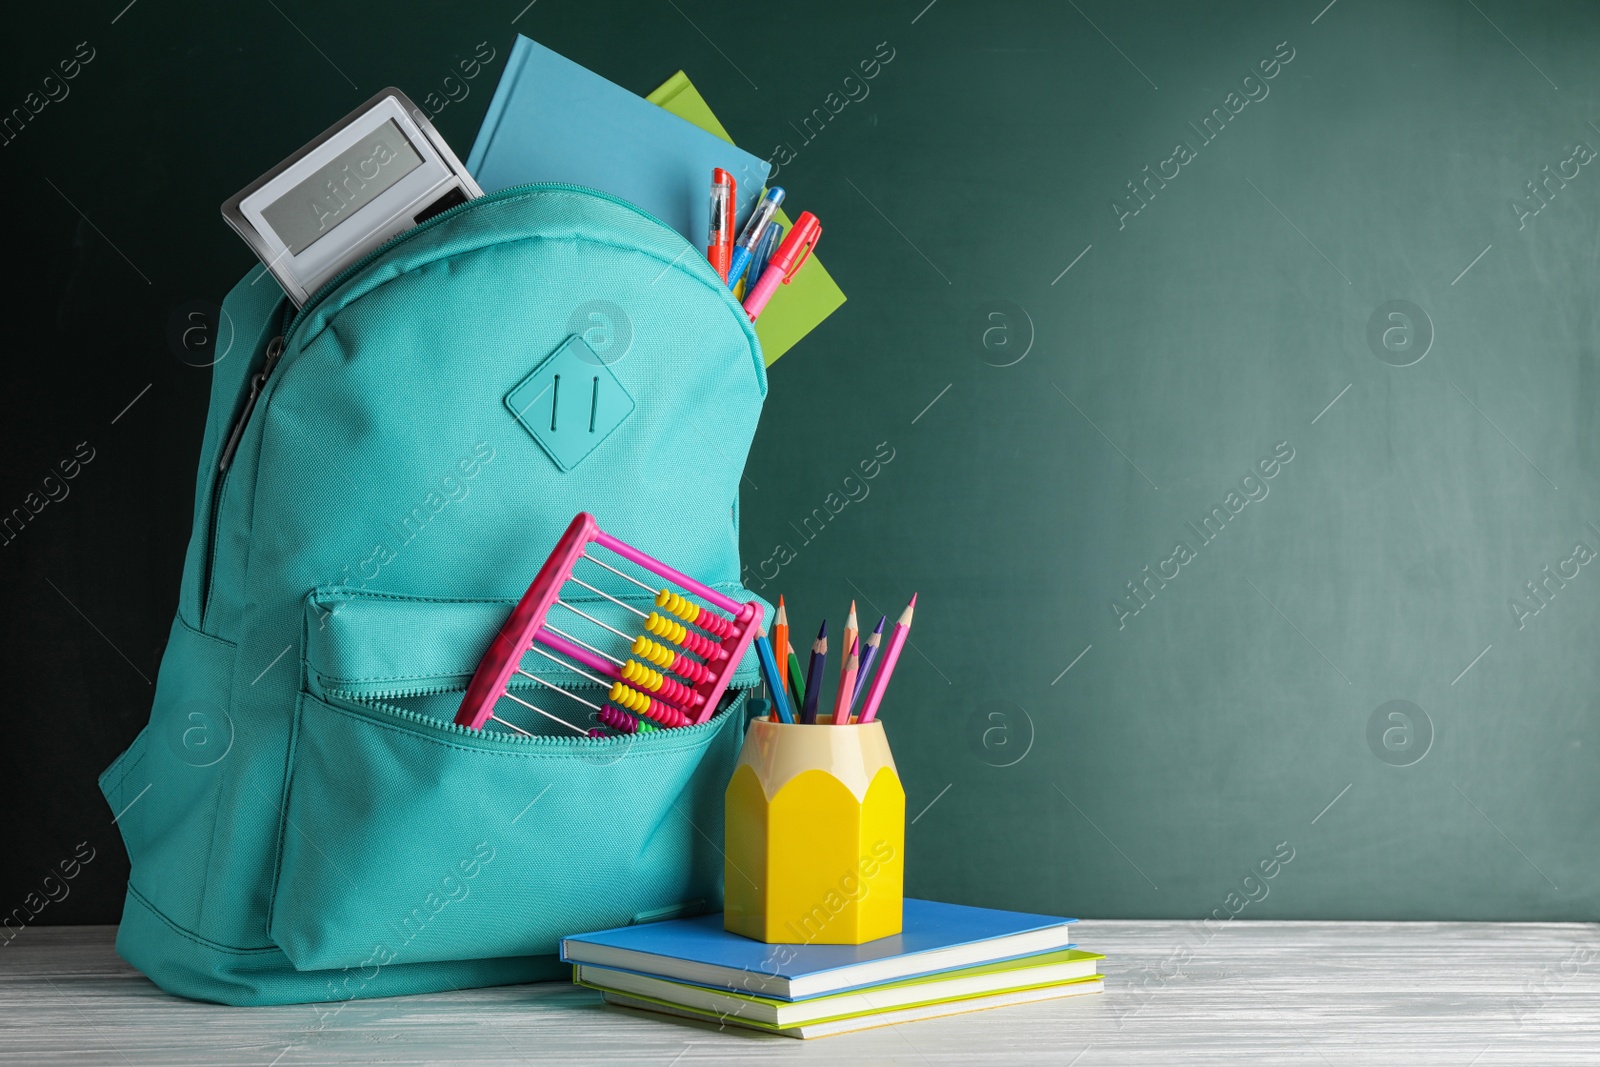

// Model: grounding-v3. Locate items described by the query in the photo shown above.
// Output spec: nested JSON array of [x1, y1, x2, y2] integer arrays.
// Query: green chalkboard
[[734, 0, 1600, 922], [2, 0, 1595, 924]]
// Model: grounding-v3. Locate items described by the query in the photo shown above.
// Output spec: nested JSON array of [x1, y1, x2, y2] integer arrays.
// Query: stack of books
[[561, 899, 1103, 1039]]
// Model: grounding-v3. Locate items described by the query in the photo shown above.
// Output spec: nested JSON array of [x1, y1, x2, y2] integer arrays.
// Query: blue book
[[467, 35, 771, 246], [560, 899, 1078, 1000]]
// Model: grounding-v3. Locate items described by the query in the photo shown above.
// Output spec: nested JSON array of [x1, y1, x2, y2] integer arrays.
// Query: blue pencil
[[848, 615, 887, 719], [800, 620, 828, 725], [754, 634, 796, 724]]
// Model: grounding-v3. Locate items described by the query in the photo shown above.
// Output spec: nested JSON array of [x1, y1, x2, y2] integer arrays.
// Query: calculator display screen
[[261, 120, 423, 254]]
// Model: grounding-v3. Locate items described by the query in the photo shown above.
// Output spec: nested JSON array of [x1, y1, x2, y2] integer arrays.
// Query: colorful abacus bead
[[643, 612, 720, 659], [597, 705, 654, 734], [655, 589, 737, 640], [670, 655, 713, 684], [650, 674, 698, 708], [687, 609, 735, 639], [619, 660, 701, 708], [631, 635, 675, 668], [609, 681, 690, 728], [631, 636, 715, 684], [619, 658, 665, 691]]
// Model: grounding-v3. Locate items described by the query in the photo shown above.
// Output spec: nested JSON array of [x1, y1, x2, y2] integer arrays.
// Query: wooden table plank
[[2, 922, 1597, 1065]]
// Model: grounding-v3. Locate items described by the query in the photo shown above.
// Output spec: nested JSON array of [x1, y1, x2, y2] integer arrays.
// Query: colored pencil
[[855, 594, 915, 725], [773, 596, 791, 699], [840, 601, 858, 696], [832, 636, 859, 725], [753, 634, 795, 724], [849, 614, 887, 718], [799, 621, 828, 725], [786, 649, 807, 709]]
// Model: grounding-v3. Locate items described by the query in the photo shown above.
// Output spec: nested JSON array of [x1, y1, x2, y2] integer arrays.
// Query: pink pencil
[[832, 636, 859, 726], [855, 594, 915, 725], [840, 601, 858, 700]]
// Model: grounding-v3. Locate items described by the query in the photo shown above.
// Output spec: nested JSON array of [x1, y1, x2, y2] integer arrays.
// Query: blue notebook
[[560, 899, 1078, 1000], [467, 35, 771, 245]]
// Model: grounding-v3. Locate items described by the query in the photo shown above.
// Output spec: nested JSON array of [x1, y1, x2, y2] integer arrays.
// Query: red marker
[[741, 211, 821, 321], [708, 168, 735, 281]]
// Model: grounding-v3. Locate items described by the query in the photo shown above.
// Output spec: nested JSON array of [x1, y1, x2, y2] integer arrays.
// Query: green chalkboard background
[[2, 0, 1597, 923]]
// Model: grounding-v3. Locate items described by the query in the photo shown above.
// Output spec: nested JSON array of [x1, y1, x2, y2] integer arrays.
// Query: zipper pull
[[218, 335, 285, 474]]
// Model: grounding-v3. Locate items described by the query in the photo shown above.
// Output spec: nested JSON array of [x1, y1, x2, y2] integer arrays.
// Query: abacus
[[455, 512, 763, 737]]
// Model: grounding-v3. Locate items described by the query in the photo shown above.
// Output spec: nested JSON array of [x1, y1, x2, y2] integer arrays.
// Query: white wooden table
[[2, 921, 1597, 1065]]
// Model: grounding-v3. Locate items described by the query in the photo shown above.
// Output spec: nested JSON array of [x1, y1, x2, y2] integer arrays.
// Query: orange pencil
[[773, 596, 791, 697], [832, 636, 859, 726]]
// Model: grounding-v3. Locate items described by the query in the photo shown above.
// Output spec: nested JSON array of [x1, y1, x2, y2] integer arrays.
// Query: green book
[[598, 977, 1105, 1039], [646, 71, 847, 366], [577, 947, 1104, 1030]]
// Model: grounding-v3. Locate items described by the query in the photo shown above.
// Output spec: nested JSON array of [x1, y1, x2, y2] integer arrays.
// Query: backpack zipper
[[209, 182, 742, 476], [324, 681, 736, 751], [202, 302, 290, 626], [217, 333, 285, 474], [282, 181, 738, 341]]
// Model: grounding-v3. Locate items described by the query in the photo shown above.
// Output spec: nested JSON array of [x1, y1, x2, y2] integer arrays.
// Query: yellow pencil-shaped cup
[[723, 718, 905, 945]]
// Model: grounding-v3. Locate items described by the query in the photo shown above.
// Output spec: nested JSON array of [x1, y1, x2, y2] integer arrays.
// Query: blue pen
[[727, 186, 785, 290], [754, 634, 796, 724], [745, 221, 783, 295]]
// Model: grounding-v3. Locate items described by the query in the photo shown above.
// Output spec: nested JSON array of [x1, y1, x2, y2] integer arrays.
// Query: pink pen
[[741, 211, 820, 321]]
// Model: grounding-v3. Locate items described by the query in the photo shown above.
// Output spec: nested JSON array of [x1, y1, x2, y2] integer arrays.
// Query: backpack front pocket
[[268, 588, 747, 973]]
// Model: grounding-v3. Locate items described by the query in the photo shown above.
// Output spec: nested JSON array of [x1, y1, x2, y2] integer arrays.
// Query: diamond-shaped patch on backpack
[[505, 334, 636, 472]]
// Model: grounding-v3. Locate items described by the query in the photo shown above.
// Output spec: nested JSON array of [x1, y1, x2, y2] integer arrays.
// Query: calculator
[[222, 87, 482, 306]]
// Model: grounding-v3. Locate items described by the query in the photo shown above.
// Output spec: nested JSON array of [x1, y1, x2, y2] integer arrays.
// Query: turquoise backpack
[[97, 185, 769, 1005]]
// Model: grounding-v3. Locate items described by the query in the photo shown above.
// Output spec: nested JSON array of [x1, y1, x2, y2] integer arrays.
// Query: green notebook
[[598, 977, 1105, 1039], [646, 71, 846, 366], [577, 947, 1104, 1029]]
